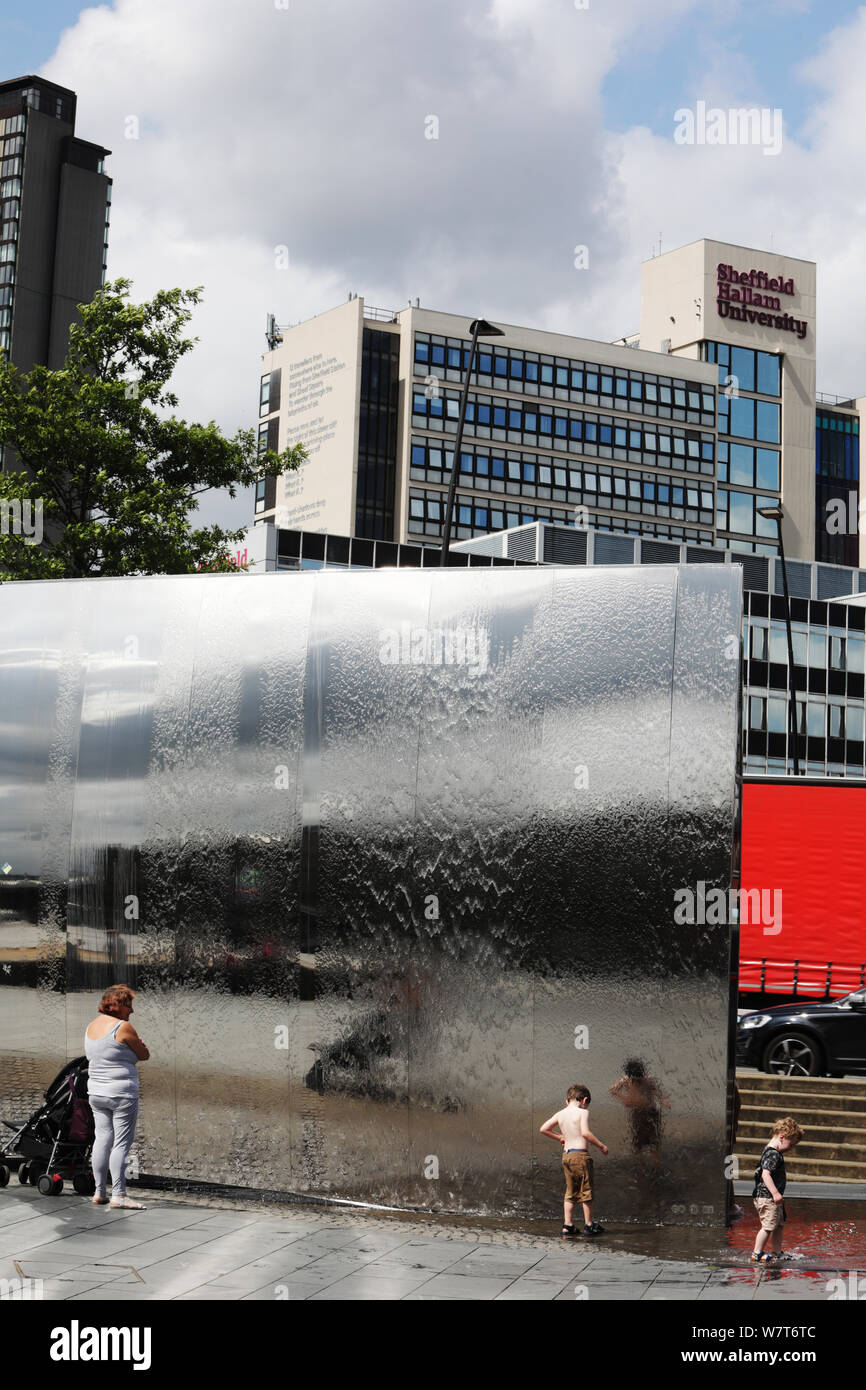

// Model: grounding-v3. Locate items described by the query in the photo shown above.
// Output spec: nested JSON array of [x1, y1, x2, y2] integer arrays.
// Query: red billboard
[[740, 780, 866, 997]]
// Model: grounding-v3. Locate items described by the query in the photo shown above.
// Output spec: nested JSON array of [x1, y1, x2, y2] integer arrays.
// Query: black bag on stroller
[[0, 1056, 95, 1196]]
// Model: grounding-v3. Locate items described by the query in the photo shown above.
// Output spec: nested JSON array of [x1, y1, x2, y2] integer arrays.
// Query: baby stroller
[[0, 1056, 96, 1196]]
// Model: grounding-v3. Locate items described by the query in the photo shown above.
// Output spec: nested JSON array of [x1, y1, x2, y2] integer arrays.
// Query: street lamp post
[[439, 317, 504, 565], [758, 505, 801, 776]]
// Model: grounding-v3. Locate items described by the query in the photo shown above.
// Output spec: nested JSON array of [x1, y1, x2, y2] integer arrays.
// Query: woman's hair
[[98, 984, 135, 1017], [772, 1116, 804, 1143], [623, 1057, 647, 1080], [567, 1084, 590, 1104]]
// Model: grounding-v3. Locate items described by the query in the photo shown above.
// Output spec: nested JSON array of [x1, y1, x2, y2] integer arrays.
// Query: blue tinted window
[[458, 505, 472, 525], [493, 407, 506, 427], [673, 487, 684, 505], [523, 463, 536, 482], [556, 367, 569, 386], [614, 427, 626, 447], [525, 361, 538, 381], [494, 356, 508, 376], [541, 364, 554, 383], [510, 359, 523, 378], [509, 410, 521, 429], [410, 498, 424, 517], [492, 457, 505, 478], [730, 443, 753, 486], [643, 482, 654, 500], [701, 440, 714, 460], [729, 491, 753, 534], [630, 430, 641, 448], [730, 346, 755, 393], [757, 352, 780, 396], [585, 373, 598, 391], [430, 396, 443, 417], [540, 414, 552, 434], [555, 417, 567, 436], [460, 453, 473, 473], [730, 396, 754, 439], [630, 381, 642, 399], [415, 341, 429, 363], [756, 448, 779, 490], [600, 424, 612, 444], [584, 421, 597, 441], [658, 484, 669, 502], [475, 508, 488, 527], [525, 412, 537, 432], [413, 392, 427, 413], [601, 375, 613, 394], [412, 444, 426, 467], [477, 403, 491, 425], [569, 419, 582, 439], [478, 353, 492, 373], [570, 369, 583, 388], [431, 345, 445, 365], [447, 348, 461, 367], [756, 401, 780, 443], [476, 454, 489, 476]]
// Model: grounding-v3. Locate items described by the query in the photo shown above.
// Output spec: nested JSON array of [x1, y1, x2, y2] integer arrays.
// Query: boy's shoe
[[561, 1225, 576, 1239], [583, 1222, 605, 1235], [750, 1251, 775, 1263]]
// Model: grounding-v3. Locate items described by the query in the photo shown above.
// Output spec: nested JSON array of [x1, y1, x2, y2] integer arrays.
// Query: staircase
[[735, 1074, 866, 1184]]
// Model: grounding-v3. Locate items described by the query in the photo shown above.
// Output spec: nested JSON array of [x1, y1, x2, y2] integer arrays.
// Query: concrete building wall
[[264, 297, 365, 535]]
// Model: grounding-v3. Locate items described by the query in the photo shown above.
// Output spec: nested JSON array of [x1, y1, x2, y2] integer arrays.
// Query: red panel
[[740, 782, 866, 996]]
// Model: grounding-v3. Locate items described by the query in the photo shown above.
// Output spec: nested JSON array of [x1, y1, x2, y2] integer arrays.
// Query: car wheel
[[762, 1031, 822, 1077]]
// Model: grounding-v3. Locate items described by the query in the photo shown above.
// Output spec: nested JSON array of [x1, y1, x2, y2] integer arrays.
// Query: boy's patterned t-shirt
[[753, 1144, 786, 1199]]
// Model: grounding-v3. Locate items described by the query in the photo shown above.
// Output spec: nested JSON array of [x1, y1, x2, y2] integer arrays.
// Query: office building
[[0, 76, 111, 378], [255, 239, 863, 565]]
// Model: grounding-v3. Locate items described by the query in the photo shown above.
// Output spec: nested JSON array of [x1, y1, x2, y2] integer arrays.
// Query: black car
[[737, 989, 866, 1077]]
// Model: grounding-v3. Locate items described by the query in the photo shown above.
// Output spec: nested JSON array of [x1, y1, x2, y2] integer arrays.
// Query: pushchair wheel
[[37, 1173, 63, 1196], [73, 1174, 95, 1196], [0, 1164, 9, 1187], [18, 1162, 30, 1185]]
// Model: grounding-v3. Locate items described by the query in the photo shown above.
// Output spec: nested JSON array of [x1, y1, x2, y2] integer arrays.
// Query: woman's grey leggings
[[89, 1095, 139, 1197]]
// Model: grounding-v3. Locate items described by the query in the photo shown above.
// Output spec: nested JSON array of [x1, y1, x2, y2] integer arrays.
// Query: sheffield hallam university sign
[[716, 263, 808, 340]]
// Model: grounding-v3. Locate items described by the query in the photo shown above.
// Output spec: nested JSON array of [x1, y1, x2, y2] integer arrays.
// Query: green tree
[[0, 279, 304, 578]]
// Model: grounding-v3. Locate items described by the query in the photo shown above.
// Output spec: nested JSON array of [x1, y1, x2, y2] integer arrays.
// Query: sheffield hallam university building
[[0, 566, 742, 1223]]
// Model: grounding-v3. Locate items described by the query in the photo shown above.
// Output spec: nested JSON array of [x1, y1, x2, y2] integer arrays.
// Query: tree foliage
[[0, 280, 303, 578]]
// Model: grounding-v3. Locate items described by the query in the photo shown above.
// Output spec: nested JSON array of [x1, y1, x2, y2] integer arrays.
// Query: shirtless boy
[[540, 1084, 608, 1237]]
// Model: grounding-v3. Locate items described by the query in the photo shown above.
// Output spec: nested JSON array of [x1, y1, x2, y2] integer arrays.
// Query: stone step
[[739, 1102, 866, 1127], [738, 1089, 866, 1115], [735, 1149, 866, 1182], [739, 1120, 866, 1148], [738, 1073, 866, 1100]]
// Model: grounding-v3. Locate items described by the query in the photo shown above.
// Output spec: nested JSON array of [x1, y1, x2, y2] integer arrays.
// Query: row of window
[[0, 157, 22, 181], [0, 115, 25, 138], [746, 694, 863, 741], [0, 177, 21, 202], [411, 390, 716, 463], [717, 441, 780, 491], [747, 625, 864, 672], [716, 489, 781, 539], [414, 335, 716, 420], [704, 341, 781, 397], [717, 392, 780, 444]]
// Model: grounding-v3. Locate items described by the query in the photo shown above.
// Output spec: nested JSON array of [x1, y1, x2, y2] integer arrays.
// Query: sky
[[4, 0, 866, 532]]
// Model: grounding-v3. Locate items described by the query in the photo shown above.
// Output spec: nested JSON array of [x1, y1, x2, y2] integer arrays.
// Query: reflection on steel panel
[[0, 566, 741, 1223]]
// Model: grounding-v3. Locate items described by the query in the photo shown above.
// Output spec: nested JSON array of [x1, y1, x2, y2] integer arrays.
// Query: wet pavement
[[1, 1181, 865, 1301]]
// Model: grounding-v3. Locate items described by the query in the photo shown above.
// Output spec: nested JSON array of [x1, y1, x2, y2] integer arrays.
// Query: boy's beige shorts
[[754, 1197, 784, 1230]]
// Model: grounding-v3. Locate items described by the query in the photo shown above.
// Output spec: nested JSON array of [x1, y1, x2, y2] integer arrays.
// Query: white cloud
[[39, 0, 866, 534]]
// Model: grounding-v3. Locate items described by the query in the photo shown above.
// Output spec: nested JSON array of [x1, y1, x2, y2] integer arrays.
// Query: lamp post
[[757, 505, 801, 776], [439, 317, 504, 565]]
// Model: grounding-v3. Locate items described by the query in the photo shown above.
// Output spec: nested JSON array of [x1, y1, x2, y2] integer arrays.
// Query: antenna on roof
[[265, 313, 283, 351]]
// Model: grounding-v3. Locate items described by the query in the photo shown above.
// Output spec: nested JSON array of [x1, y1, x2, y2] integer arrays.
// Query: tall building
[[254, 239, 863, 566], [0, 76, 111, 378]]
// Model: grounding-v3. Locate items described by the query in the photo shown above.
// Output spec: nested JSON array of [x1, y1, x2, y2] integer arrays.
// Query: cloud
[[40, 0, 866, 532]]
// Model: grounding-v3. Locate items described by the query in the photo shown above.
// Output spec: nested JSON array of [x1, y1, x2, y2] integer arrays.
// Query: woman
[[84, 984, 149, 1209]]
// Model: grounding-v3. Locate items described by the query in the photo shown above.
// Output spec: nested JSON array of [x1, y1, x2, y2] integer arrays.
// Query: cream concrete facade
[[261, 297, 366, 535], [641, 239, 817, 560]]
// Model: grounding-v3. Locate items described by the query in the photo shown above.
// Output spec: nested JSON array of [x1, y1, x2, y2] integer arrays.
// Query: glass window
[[729, 491, 753, 534], [769, 627, 788, 664], [848, 706, 865, 740], [756, 401, 780, 443], [808, 703, 826, 737], [750, 696, 766, 731], [730, 444, 754, 486], [848, 638, 865, 674], [767, 696, 787, 733], [829, 704, 845, 739], [809, 631, 826, 667], [757, 352, 780, 396], [729, 397, 754, 439], [830, 635, 847, 671], [755, 449, 780, 491], [750, 625, 768, 661], [792, 630, 807, 666], [731, 346, 755, 393]]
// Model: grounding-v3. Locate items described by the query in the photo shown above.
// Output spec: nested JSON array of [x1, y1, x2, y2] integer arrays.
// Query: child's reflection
[[609, 1057, 669, 1162]]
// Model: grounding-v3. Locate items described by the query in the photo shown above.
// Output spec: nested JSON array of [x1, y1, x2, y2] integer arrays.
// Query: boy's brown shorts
[[562, 1152, 593, 1202], [754, 1197, 785, 1231]]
